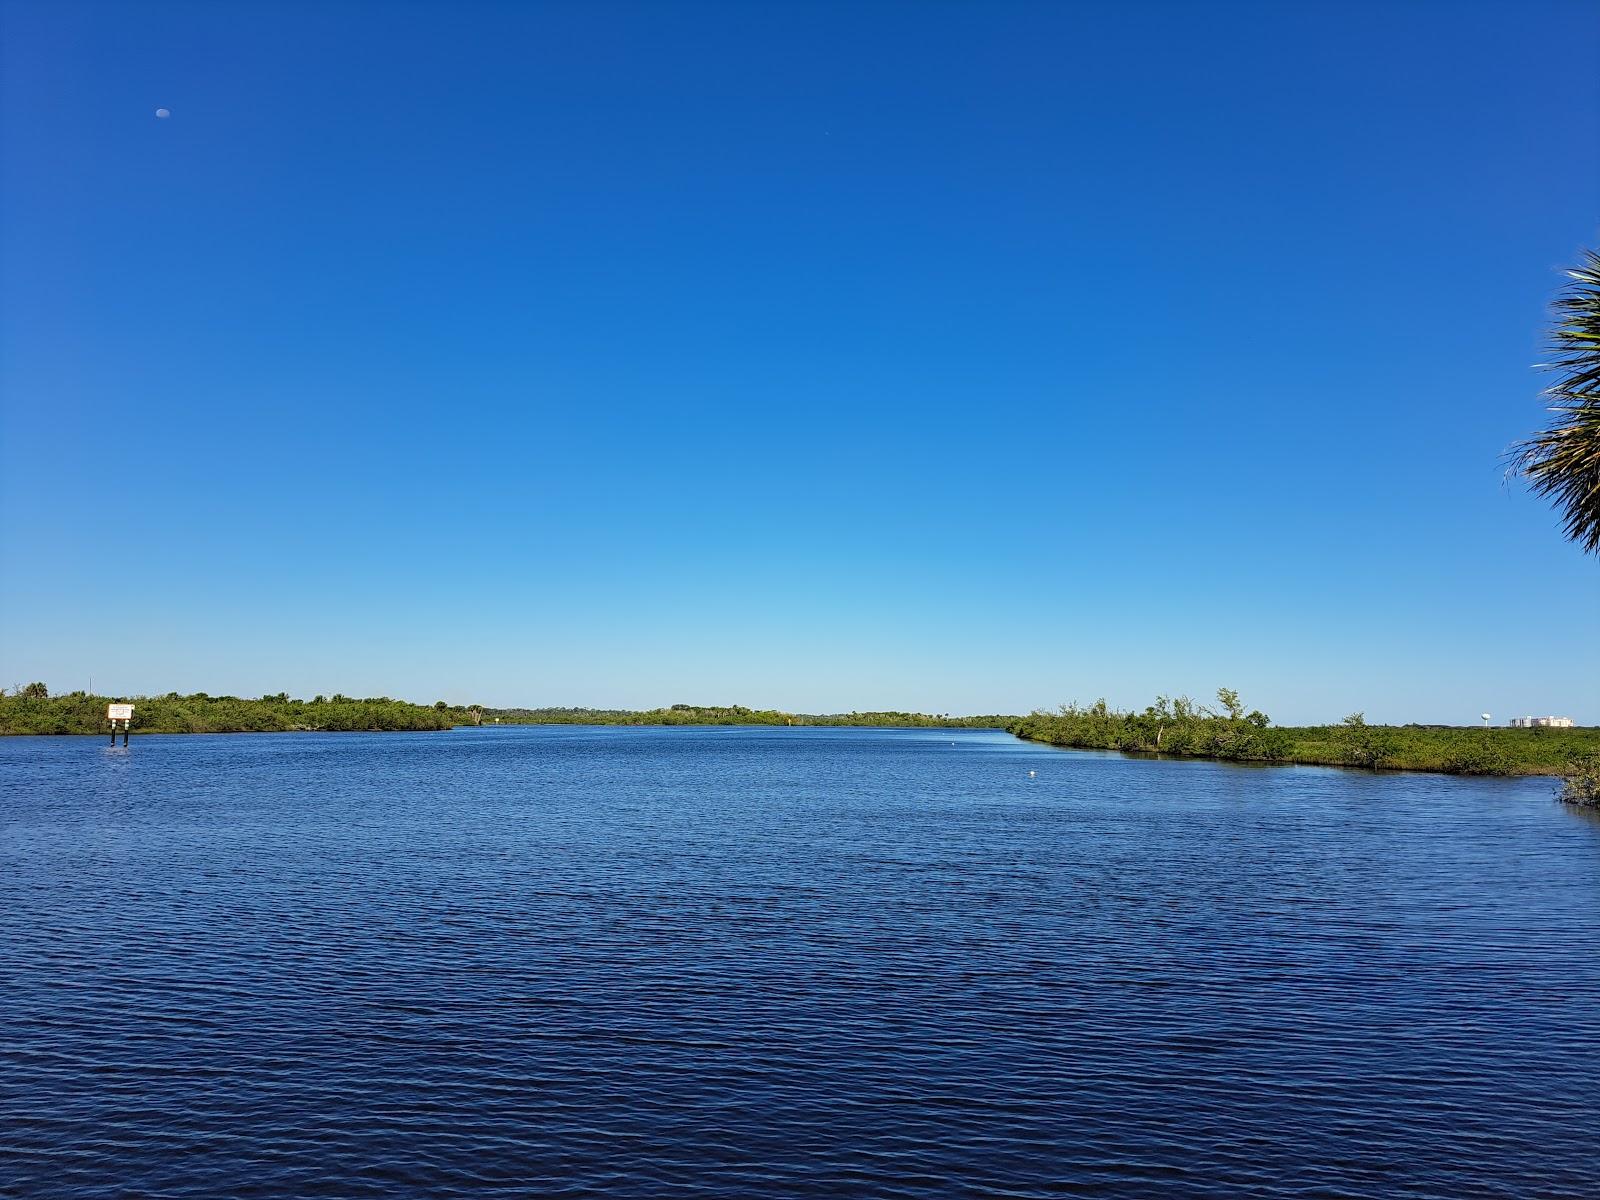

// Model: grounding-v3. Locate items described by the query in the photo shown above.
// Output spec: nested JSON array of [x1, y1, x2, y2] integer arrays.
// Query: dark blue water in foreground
[[3, 726, 1598, 1198]]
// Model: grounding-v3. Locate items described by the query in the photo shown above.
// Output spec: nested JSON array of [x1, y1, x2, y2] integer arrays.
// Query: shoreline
[[4, 719, 1590, 781], [3, 690, 1592, 780], [1007, 731, 1572, 779]]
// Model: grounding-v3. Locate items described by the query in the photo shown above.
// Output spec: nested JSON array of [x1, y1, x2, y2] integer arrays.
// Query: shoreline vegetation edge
[[2, 686, 1596, 784]]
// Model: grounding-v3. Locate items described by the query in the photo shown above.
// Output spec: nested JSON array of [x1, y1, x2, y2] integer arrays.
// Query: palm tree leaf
[[1511, 249, 1600, 554]]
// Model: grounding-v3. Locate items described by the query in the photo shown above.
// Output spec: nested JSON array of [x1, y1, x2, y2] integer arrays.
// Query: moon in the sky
[[155, 107, 171, 119]]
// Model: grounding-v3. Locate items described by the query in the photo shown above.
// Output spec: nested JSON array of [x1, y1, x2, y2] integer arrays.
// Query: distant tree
[[1511, 249, 1600, 553], [1216, 687, 1245, 721], [435, 700, 448, 710], [20, 682, 48, 699]]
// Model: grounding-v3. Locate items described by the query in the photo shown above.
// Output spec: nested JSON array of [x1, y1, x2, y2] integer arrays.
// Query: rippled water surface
[[3, 726, 1599, 1198]]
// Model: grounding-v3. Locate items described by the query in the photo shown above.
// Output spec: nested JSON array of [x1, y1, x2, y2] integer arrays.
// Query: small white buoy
[[1028, 770, 1036, 778], [155, 107, 171, 119]]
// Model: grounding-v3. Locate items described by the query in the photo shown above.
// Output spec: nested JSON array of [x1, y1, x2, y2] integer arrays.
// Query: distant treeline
[[483, 704, 1005, 728], [1004, 690, 1599, 777], [0, 689, 995, 737], [4, 684, 1593, 781], [0, 685, 474, 735]]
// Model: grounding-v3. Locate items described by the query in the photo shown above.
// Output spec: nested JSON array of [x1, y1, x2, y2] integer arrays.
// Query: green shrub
[[1443, 740, 1512, 775], [1559, 756, 1600, 808]]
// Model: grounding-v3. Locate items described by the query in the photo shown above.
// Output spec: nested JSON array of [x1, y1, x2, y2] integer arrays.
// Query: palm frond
[[1511, 249, 1600, 554]]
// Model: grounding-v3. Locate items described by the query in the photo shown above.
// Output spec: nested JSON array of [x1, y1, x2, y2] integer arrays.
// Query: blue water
[[3, 726, 1598, 1198]]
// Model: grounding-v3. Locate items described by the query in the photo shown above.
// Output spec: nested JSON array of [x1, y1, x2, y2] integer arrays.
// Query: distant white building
[[1508, 716, 1575, 728]]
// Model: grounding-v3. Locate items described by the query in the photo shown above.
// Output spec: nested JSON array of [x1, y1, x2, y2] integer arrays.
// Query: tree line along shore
[[2, 685, 1595, 787]]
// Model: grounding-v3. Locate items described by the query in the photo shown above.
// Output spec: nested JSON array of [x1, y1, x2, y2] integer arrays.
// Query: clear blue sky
[[2, 0, 1596, 724]]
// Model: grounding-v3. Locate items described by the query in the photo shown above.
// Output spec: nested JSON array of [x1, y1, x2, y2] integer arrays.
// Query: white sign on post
[[107, 703, 135, 722]]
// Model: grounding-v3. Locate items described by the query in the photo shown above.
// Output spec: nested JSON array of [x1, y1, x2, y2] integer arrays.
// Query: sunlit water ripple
[[3, 726, 1598, 1197]]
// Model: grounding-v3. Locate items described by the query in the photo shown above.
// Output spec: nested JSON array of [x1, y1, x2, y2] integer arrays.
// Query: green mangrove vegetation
[[0, 685, 474, 735], [0, 689, 997, 736], [4, 683, 1593, 784], [485, 704, 1006, 728], [1559, 757, 1600, 808], [1003, 689, 1599, 778]]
